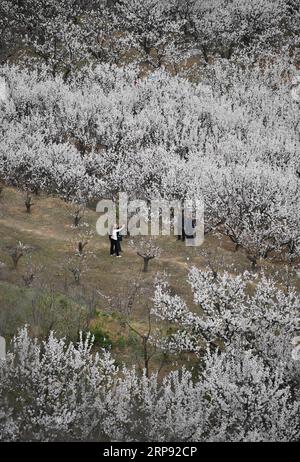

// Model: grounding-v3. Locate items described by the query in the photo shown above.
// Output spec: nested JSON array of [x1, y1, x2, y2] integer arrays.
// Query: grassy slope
[[0, 186, 298, 370]]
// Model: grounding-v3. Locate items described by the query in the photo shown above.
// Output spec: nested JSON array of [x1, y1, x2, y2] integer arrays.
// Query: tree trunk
[[143, 257, 150, 273], [142, 337, 150, 378]]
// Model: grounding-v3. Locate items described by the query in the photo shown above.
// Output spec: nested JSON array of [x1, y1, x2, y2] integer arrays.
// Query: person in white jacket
[[109, 224, 125, 257]]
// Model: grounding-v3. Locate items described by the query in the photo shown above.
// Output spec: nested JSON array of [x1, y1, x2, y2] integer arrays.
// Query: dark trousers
[[110, 237, 119, 256], [117, 239, 122, 252]]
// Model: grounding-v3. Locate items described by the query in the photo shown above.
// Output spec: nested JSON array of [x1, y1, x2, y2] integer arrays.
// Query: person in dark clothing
[[110, 236, 119, 256], [117, 231, 123, 253]]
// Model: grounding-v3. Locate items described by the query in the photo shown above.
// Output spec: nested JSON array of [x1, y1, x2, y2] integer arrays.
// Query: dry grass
[[0, 186, 299, 370]]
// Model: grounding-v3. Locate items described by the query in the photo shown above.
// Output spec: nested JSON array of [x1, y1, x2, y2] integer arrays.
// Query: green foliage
[[90, 326, 113, 349], [115, 335, 126, 350], [0, 281, 87, 340]]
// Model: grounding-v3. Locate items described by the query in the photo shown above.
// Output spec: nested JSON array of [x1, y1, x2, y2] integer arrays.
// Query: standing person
[[110, 224, 125, 257], [109, 225, 113, 256], [117, 230, 123, 253]]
